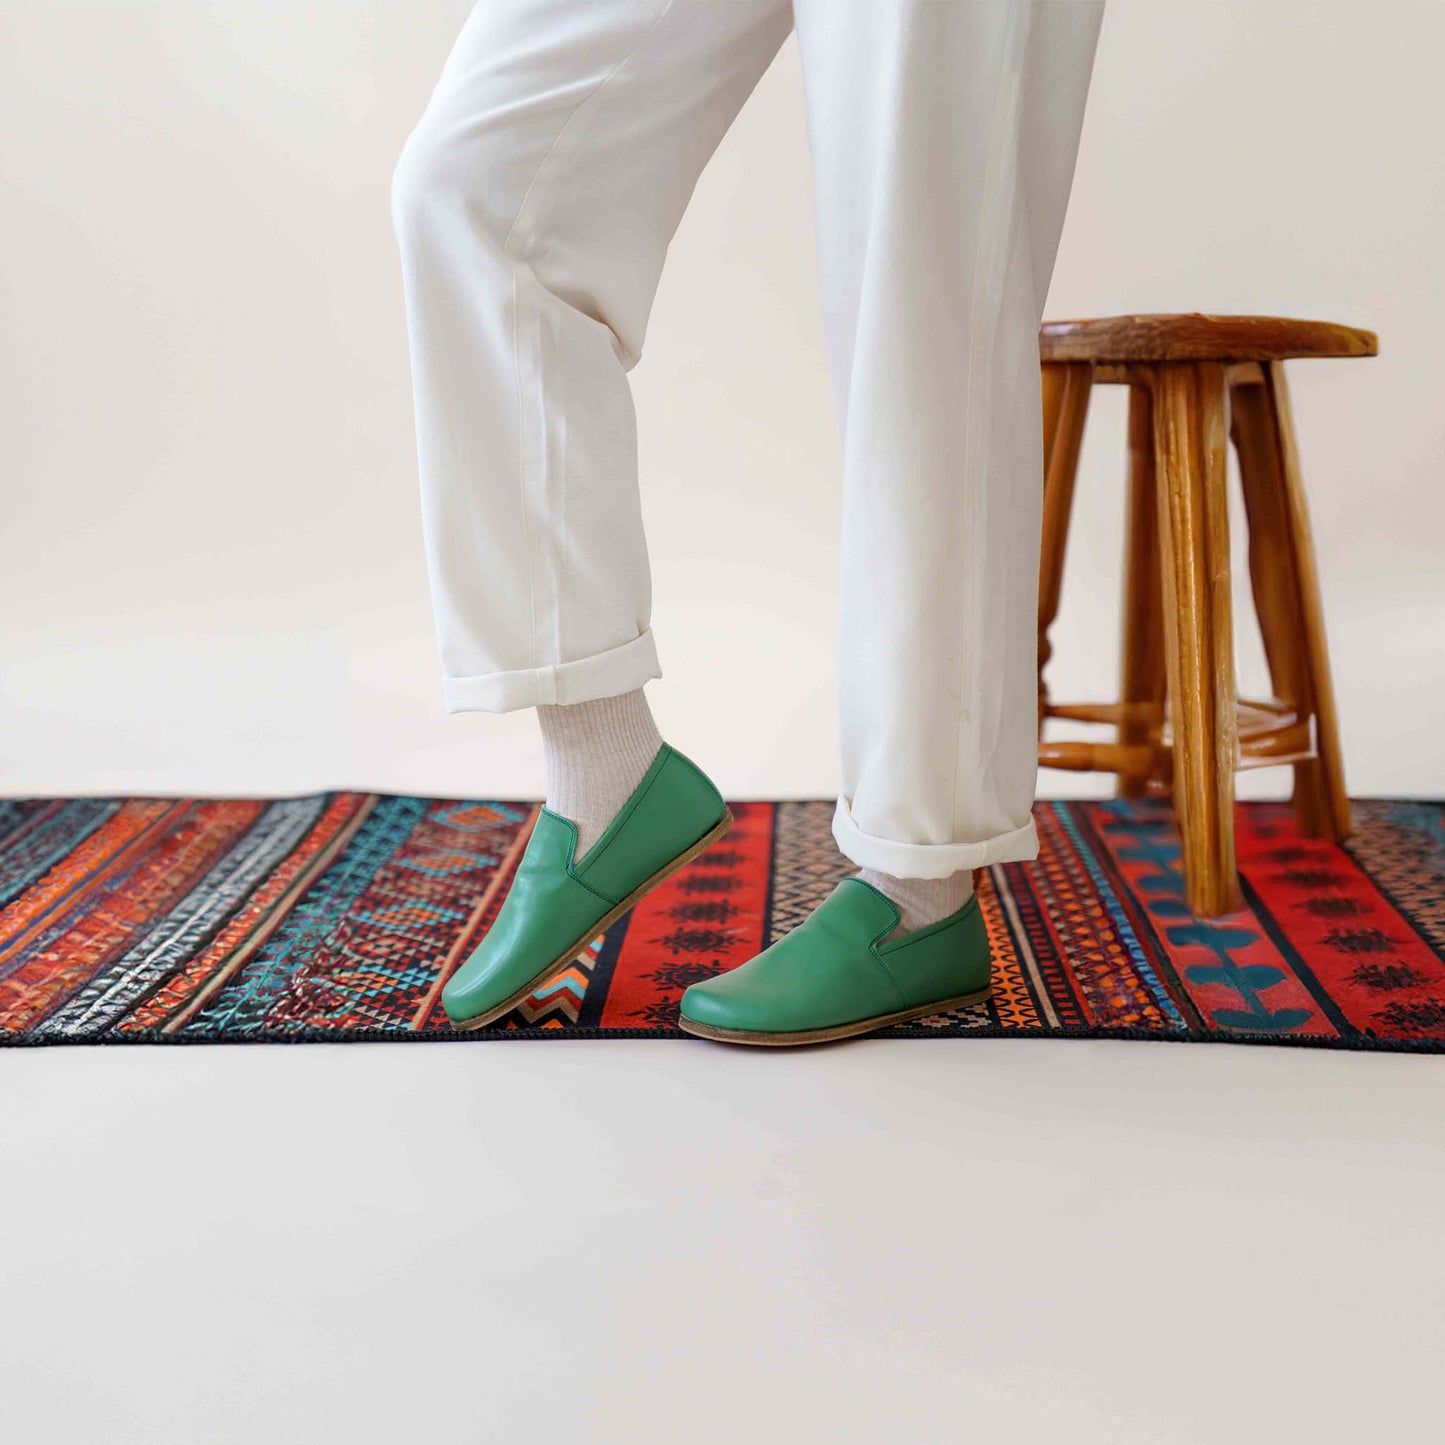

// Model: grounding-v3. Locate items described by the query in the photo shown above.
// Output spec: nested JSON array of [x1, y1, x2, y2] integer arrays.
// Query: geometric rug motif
[[2, 795, 1444, 1052]]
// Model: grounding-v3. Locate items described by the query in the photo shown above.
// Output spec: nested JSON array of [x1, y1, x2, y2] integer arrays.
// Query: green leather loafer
[[443, 743, 730, 1030], [678, 878, 990, 1046]]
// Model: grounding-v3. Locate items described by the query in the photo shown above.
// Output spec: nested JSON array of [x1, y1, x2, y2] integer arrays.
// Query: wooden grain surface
[[1040, 313, 1377, 365]]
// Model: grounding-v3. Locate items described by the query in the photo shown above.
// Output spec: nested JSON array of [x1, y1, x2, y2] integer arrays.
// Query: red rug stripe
[[598, 802, 773, 1030], [1236, 804, 1445, 1039], [1088, 803, 1338, 1036]]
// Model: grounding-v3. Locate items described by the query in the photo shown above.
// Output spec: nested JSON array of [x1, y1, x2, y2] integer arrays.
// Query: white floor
[[2, 1037, 1441, 1444]]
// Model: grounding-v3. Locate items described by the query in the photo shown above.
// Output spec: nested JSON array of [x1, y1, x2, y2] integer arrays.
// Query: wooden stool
[[1036, 314, 1376, 917]]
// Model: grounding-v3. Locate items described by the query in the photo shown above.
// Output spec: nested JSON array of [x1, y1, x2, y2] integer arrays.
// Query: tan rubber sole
[[676, 984, 993, 1047], [451, 807, 734, 1032]]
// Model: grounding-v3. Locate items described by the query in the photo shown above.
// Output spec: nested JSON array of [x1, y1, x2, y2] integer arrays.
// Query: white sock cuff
[[856, 867, 976, 936], [537, 690, 663, 853]]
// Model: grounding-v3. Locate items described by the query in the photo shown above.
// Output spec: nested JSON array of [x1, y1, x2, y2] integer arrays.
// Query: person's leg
[[803, 0, 1104, 911], [391, 0, 792, 1027], [391, 0, 789, 857], [393, 0, 790, 712], [680, 0, 1104, 1044]]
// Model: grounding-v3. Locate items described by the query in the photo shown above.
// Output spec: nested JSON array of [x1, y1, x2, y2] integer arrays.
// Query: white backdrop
[[3, 0, 1441, 803]]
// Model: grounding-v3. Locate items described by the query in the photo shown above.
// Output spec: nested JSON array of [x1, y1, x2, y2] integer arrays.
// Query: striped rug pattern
[[1, 795, 1443, 1050]]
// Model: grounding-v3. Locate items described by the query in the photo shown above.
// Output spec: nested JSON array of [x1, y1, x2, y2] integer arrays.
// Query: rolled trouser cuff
[[831, 795, 1039, 879], [442, 630, 662, 714]]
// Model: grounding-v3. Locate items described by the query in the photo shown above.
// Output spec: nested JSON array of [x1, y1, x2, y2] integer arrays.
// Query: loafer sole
[[677, 984, 993, 1047], [449, 807, 734, 1031]]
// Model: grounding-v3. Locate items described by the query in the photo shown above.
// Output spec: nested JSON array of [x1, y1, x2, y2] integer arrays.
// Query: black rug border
[[4, 790, 1443, 807], [2, 1023, 1442, 1055]]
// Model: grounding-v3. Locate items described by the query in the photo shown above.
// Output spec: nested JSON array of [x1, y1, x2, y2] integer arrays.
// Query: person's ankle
[[537, 689, 662, 856], [855, 867, 975, 936]]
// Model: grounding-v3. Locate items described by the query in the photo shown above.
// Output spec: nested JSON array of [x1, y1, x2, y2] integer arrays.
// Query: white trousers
[[392, 0, 1103, 879]]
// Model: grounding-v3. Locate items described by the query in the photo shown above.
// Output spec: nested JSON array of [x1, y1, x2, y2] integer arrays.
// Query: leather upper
[[680, 879, 990, 1034], [570, 745, 726, 901], [442, 744, 726, 1024]]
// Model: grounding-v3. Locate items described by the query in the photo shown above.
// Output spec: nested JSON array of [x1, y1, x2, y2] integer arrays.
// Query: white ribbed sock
[[856, 868, 975, 936], [537, 690, 663, 858]]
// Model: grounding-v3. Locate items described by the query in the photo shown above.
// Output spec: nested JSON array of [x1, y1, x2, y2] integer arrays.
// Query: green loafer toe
[[678, 877, 990, 1046], [442, 743, 729, 1030]]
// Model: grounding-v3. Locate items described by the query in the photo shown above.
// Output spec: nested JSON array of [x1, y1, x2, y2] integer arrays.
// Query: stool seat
[[1040, 313, 1377, 366]]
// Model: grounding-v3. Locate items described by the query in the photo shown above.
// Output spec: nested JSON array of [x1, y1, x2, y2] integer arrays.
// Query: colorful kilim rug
[[1, 795, 1443, 1051]]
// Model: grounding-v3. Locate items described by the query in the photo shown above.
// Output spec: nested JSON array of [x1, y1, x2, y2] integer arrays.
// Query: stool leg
[[1230, 371, 1343, 838], [1038, 361, 1092, 732], [1153, 362, 1242, 916], [1265, 360, 1351, 838], [1118, 383, 1165, 796]]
